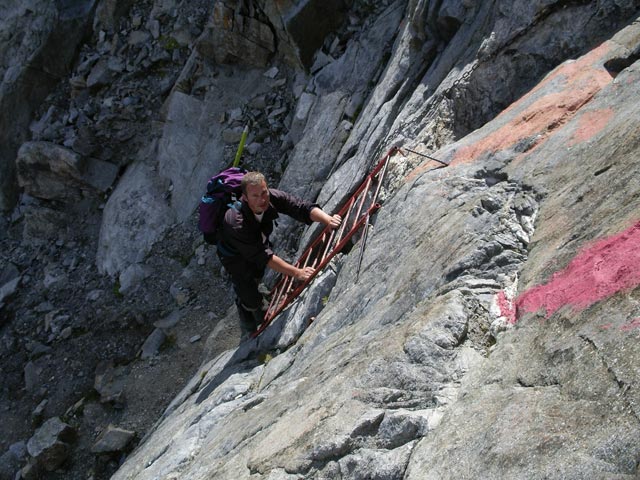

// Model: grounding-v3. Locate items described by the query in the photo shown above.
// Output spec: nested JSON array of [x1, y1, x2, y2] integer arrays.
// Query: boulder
[[26, 417, 75, 471], [23, 361, 42, 393], [93, 0, 135, 32], [0, 275, 21, 307], [139, 328, 167, 359], [92, 425, 136, 453], [0, 262, 20, 285], [21, 205, 69, 246], [16, 142, 87, 202], [16, 141, 118, 202], [153, 310, 182, 329], [118, 263, 151, 295], [86, 57, 113, 89], [0, 441, 27, 480], [94, 361, 127, 405]]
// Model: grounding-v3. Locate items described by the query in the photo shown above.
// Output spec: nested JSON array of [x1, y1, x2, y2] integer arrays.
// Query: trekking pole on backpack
[[233, 125, 249, 168], [198, 125, 249, 244]]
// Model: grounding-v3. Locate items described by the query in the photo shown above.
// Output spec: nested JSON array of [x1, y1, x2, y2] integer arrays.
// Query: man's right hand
[[268, 256, 317, 281], [296, 266, 315, 281]]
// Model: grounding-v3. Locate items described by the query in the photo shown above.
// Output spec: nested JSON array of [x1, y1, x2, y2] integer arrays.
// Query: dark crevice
[[594, 164, 613, 176], [473, 165, 509, 185], [253, 1, 279, 65], [516, 377, 560, 388], [605, 54, 640, 75], [604, 46, 640, 75], [437, 16, 462, 42]]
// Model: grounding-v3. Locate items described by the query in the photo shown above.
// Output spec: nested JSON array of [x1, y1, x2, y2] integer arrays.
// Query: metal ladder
[[254, 147, 399, 335]]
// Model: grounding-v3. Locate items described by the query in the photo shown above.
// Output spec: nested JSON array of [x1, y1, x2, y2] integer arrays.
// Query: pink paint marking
[[598, 323, 614, 330], [620, 318, 640, 332], [568, 108, 615, 146], [496, 290, 517, 324], [404, 44, 614, 184], [502, 221, 640, 322], [448, 44, 613, 167]]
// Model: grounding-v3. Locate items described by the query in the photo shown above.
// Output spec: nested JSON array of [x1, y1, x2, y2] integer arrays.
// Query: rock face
[[2, 1, 640, 480], [109, 5, 640, 480], [201, 1, 276, 67], [259, 0, 352, 69], [16, 141, 117, 202], [0, 0, 96, 211]]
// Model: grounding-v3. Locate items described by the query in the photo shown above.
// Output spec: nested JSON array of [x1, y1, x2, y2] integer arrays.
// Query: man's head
[[241, 172, 270, 215]]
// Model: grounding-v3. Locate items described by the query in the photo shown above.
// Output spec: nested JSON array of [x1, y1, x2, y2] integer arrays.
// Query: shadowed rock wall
[[0, 0, 96, 211]]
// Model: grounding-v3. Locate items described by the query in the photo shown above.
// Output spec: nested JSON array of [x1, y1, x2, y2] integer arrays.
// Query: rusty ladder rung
[[257, 147, 399, 335]]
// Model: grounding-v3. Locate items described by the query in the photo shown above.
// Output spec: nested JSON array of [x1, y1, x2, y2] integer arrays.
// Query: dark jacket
[[218, 189, 318, 275]]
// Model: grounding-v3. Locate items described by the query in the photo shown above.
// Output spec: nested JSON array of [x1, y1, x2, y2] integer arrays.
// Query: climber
[[217, 171, 342, 336]]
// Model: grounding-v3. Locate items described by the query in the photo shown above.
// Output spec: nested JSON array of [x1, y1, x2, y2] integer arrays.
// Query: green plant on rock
[[160, 35, 180, 51], [113, 279, 123, 298]]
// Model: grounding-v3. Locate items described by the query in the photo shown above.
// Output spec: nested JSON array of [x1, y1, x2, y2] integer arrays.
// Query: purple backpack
[[198, 167, 246, 244]]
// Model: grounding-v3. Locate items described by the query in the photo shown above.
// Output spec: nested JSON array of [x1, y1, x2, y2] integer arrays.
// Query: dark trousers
[[219, 255, 265, 333]]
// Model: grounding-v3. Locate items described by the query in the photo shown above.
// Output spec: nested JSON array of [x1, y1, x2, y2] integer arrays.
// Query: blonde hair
[[241, 172, 267, 194]]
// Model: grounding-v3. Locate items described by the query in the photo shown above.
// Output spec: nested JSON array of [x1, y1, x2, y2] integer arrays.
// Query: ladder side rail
[[319, 229, 337, 265], [333, 197, 356, 246], [265, 280, 289, 321], [352, 177, 372, 226], [371, 149, 391, 203], [291, 148, 393, 267], [258, 201, 382, 329], [259, 148, 398, 331]]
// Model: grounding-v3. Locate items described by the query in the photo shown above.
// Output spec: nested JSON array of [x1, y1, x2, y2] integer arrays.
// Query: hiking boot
[[235, 299, 259, 335]]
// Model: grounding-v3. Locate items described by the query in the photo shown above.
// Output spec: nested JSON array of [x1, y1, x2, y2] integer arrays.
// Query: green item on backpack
[[233, 125, 249, 168]]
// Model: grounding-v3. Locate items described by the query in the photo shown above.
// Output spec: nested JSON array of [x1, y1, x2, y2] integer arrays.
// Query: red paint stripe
[[498, 221, 640, 322]]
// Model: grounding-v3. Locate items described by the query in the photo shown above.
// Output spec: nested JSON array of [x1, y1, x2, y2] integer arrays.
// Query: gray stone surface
[[278, 1, 405, 203], [0, 441, 26, 480], [16, 141, 115, 202], [140, 328, 167, 359], [110, 13, 640, 480], [94, 361, 127, 405], [91, 425, 135, 453], [199, 2, 275, 68], [0, 275, 20, 306], [96, 160, 172, 277], [2, 1, 640, 479], [118, 263, 151, 295]]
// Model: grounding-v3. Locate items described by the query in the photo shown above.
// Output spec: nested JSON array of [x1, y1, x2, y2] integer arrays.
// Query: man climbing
[[217, 171, 342, 336]]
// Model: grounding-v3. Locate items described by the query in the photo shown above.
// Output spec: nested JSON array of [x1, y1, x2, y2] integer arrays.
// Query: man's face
[[243, 180, 270, 215]]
